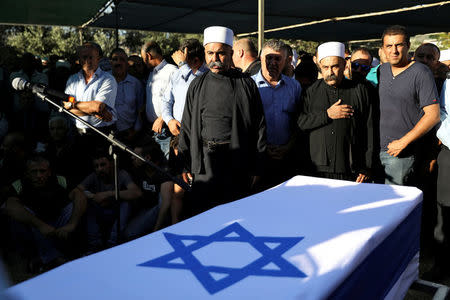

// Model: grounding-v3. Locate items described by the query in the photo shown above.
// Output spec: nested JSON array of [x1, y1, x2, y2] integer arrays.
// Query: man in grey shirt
[[378, 25, 440, 185]]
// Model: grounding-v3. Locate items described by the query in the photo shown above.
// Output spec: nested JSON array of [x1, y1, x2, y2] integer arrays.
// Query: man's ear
[[239, 49, 244, 58]]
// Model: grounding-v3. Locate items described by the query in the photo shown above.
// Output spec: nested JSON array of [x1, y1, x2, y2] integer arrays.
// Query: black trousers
[[186, 145, 252, 216]]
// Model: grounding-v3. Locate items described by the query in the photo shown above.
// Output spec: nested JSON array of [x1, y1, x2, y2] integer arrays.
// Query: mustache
[[324, 74, 338, 82], [208, 61, 224, 69]]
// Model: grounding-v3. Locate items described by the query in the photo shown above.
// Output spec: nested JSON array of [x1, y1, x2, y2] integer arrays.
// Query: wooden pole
[[258, 0, 264, 53]]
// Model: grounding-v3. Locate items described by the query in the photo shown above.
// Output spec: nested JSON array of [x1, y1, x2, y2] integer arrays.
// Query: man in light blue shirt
[[110, 48, 144, 143], [427, 77, 450, 280], [252, 39, 302, 188], [162, 39, 208, 136], [160, 39, 207, 222], [64, 42, 117, 132]]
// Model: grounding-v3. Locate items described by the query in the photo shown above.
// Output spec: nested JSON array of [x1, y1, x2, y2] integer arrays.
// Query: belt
[[202, 140, 231, 151]]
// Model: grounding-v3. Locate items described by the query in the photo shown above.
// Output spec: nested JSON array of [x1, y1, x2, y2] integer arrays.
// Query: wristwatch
[[177, 61, 186, 67]]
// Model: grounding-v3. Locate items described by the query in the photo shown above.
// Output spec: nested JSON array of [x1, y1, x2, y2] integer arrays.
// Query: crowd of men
[[0, 24, 449, 281]]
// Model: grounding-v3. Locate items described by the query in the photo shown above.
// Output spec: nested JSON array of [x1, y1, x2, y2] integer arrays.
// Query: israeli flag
[[3, 176, 421, 300]]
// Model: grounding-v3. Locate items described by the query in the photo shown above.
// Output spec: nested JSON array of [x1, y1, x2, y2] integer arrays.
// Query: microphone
[[11, 77, 75, 103]]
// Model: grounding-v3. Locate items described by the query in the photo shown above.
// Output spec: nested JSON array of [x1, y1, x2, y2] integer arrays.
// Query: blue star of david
[[138, 222, 306, 294]]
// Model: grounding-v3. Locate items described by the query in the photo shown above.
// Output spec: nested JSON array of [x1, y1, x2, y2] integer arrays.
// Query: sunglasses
[[351, 62, 371, 72]]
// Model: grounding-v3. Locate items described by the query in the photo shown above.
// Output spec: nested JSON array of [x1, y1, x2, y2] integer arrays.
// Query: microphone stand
[[34, 91, 191, 244]]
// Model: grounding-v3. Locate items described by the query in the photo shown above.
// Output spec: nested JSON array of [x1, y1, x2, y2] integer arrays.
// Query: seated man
[[42, 115, 91, 186], [3, 156, 87, 270], [124, 141, 173, 241], [78, 150, 142, 250]]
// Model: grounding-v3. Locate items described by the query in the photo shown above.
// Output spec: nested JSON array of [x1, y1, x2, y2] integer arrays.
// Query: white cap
[[317, 42, 345, 62], [440, 49, 450, 62], [203, 26, 234, 47]]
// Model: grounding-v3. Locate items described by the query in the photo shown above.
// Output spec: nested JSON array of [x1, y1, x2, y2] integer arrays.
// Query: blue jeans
[[379, 151, 415, 185], [153, 127, 171, 160]]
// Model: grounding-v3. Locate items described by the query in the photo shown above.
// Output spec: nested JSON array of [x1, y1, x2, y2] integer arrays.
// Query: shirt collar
[[180, 64, 192, 81], [181, 63, 208, 81], [255, 70, 285, 87], [153, 59, 167, 74], [78, 67, 103, 80]]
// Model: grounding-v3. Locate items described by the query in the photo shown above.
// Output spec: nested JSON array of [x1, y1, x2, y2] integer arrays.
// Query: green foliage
[[281, 39, 319, 54], [430, 32, 450, 49], [1, 25, 205, 60]]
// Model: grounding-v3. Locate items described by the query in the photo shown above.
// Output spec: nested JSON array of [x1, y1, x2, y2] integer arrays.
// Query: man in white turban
[[178, 26, 266, 216], [297, 41, 374, 182]]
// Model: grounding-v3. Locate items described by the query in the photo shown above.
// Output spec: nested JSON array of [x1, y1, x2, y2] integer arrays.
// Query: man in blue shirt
[[252, 40, 302, 187], [110, 48, 144, 144], [161, 39, 208, 137], [426, 77, 450, 280], [161, 39, 207, 222]]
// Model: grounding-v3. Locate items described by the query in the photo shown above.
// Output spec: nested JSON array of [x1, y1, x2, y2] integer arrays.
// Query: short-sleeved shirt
[[378, 62, 439, 151], [129, 169, 171, 209], [65, 68, 118, 129], [80, 169, 133, 194], [114, 74, 144, 131], [8, 176, 70, 222], [252, 71, 302, 145]]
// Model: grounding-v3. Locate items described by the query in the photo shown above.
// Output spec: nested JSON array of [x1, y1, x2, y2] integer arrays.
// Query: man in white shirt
[[64, 42, 117, 134], [141, 41, 177, 159]]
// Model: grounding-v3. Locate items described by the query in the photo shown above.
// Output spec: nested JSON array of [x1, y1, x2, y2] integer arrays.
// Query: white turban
[[317, 42, 345, 62], [203, 26, 234, 47]]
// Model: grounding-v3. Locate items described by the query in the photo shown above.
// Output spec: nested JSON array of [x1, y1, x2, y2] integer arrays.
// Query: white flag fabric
[[3, 175, 422, 300]]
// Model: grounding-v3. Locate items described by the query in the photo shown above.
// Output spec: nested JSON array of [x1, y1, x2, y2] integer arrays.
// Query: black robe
[[179, 69, 266, 210], [297, 78, 373, 177]]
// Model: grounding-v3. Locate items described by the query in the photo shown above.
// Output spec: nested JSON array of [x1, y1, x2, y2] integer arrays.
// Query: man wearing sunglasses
[[349, 47, 373, 83]]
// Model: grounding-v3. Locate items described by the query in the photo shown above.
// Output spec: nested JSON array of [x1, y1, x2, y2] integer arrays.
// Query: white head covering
[[317, 42, 345, 62], [203, 26, 234, 47], [440, 49, 450, 62]]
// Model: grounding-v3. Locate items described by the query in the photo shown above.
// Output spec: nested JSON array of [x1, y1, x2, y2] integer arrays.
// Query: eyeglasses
[[351, 62, 371, 72]]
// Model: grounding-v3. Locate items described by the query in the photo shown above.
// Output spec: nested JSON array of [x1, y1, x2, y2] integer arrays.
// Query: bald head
[[232, 38, 258, 71]]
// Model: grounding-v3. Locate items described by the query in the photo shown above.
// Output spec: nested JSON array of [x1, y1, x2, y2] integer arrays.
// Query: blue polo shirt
[[252, 71, 302, 145]]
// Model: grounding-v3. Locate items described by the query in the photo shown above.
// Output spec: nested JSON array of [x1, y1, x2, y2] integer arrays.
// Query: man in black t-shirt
[[78, 152, 142, 249], [378, 25, 440, 186], [3, 156, 86, 268], [124, 143, 172, 240]]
